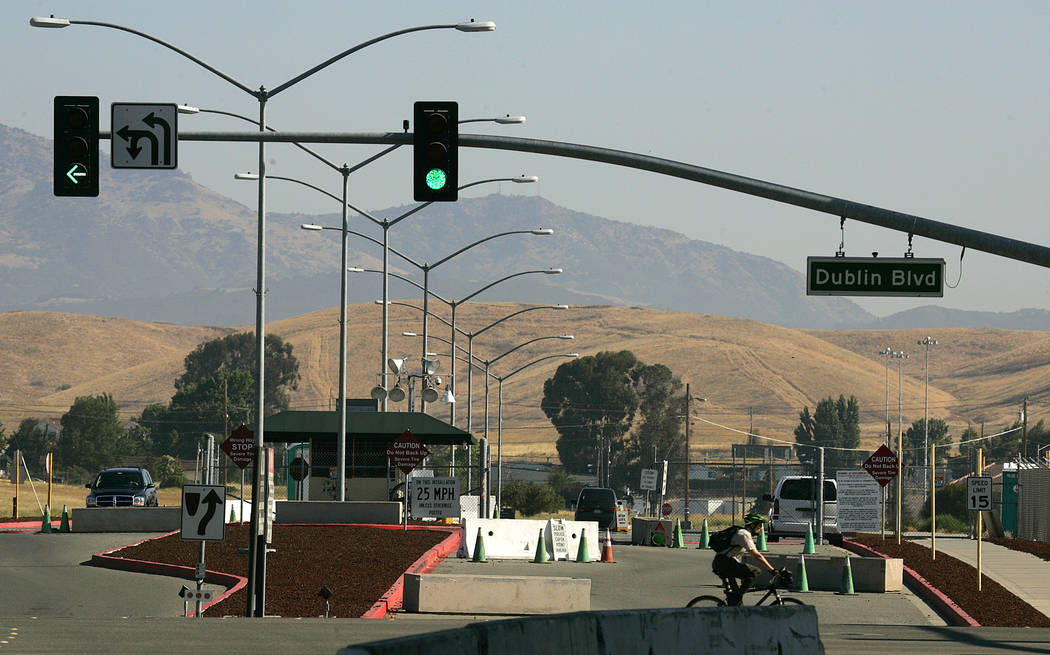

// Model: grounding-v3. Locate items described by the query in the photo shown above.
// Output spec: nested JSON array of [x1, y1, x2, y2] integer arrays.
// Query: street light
[[488, 353, 580, 511], [891, 350, 908, 544], [877, 347, 893, 444], [917, 336, 938, 497], [33, 13, 494, 618]]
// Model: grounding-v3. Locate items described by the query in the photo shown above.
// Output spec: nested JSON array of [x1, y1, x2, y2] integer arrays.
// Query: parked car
[[85, 467, 158, 507], [768, 475, 841, 545], [574, 487, 618, 529]]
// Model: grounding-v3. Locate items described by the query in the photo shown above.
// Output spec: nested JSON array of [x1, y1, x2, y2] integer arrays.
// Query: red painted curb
[[842, 539, 980, 627], [90, 530, 247, 617], [361, 526, 461, 619]]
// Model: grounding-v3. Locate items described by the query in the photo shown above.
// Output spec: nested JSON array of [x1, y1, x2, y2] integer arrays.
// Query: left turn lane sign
[[181, 484, 226, 541], [111, 103, 177, 169]]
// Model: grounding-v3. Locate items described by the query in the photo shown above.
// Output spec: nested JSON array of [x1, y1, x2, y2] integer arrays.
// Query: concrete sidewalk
[[913, 535, 1050, 619]]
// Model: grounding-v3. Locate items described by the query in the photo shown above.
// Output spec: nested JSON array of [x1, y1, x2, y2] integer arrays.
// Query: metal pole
[[684, 384, 691, 528], [246, 90, 268, 618], [449, 303, 457, 475], [896, 354, 903, 545], [931, 442, 936, 560], [421, 267, 430, 413], [483, 361, 491, 518], [381, 223, 390, 411], [817, 447, 825, 546], [337, 166, 349, 502], [977, 448, 984, 591], [466, 334, 474, 491], [496, 377, 504, 512]]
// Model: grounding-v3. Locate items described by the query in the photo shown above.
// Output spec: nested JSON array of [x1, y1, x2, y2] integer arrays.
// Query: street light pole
[[878, 347, 892, 444], [892, 350, 907, 544], [917, 337, 937, 500]]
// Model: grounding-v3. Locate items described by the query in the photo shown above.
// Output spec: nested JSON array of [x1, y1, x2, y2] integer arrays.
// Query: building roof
[[262, 410, 475, 445]]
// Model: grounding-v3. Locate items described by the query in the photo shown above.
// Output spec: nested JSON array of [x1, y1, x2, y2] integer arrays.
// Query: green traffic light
[[426, 168, 448, 190]]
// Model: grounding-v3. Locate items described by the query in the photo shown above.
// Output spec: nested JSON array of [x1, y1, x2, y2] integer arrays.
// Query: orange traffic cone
[[601, 528, 616, 563]]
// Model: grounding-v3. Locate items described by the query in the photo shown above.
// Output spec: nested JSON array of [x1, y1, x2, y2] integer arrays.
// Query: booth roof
[[262, 410, 475, 445]]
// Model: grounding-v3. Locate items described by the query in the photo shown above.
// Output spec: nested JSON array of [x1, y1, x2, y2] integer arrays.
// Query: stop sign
[[662, 502, 672, 517], [863, 444, 900, 487]]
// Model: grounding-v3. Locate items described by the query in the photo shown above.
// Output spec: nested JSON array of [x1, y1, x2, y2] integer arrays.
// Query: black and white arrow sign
[[181, 484, 226, 542], [111, 103, 177, 169]]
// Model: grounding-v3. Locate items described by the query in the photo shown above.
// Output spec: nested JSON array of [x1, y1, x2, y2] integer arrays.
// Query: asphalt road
[[2, 531, 1048, 654]]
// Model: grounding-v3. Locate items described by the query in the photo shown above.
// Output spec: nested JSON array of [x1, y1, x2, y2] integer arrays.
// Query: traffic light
[[53, 96, 99, 197], [413, 101, 458, 201]]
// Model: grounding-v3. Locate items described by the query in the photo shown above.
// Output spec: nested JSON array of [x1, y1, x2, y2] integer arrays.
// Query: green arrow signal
[[66, 164, 87, 184]]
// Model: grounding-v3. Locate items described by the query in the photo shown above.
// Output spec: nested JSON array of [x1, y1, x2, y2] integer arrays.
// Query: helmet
[[744, 512, 767, 525]]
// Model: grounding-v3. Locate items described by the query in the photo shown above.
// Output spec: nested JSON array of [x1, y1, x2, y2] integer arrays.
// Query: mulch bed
[[851, 536, 1050, 627], [105, 524, 448, 618], [989, 537, 1050, 563]]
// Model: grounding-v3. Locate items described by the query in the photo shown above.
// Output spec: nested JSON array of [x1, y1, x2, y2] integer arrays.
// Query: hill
[[1, 306, 1045, 461]]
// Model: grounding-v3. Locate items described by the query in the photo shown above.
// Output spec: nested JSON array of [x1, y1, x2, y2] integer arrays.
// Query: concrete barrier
[[337, 605, 823, 655], [72, 507, 181, 532], [755, 553, 902, 592], [459, 518, 599, 561], [403, 573, 590, 614], [275, 500, 401, 525]]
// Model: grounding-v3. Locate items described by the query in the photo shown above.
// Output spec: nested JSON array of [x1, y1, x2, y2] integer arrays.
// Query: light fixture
[[300, 223, 323, 231], [388, 358, 406, 374], [441, 387, 456, 403], [421, 387, 440, 404], [423, 358, 441, 375], [388, 384, 406, 403], [370, 385, 387, 401], [176, 104, 200, 114], [545, 268, 563, 274], [494, 115, 526, 124], [531, 228, 554, 235], [234, 172, 259, 181], [29, 16, 71, 28], [455, 20, 496, 32], [512, 175, 539, 183]]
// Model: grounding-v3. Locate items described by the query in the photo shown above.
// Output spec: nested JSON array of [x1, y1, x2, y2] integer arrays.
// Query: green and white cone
[[757, 526, 768, 551], [672, 519, 685, 548], [803, 525, 816, 554], [795, 554, 810, 592], [40, 505, 52, 534], [576, 528, 590, 562], [59, 505, 71, 533], [533, 528, 550, 563], [699, 519, 710, 549], [472, 527, 487, 562], [838, 555, 857, 595]]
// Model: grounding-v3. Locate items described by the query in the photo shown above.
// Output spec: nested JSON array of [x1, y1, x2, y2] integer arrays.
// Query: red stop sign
[[863, 444, 899, 487], [220, 424, 255, 469], [662, 502, 672, 517]]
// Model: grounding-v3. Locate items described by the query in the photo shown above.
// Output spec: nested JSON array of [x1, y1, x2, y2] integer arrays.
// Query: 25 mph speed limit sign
[[411, 477, 460, 519], [967, 476, 992, 511]]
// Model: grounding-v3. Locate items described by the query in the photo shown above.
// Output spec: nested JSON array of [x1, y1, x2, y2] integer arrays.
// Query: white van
[[768, 475, 841, 545]]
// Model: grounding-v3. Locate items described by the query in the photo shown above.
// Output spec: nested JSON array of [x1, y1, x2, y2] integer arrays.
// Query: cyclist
[[711, 512, 784, 605]]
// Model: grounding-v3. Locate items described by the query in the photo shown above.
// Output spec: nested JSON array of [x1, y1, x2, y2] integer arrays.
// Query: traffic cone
[[600, 528, 616, 563], [59, 505, 71, 533], [672, 519, 685, 548], [472, 527, 487, 562], [838, 555, 857, 595], [229, 504, 237, 523], [40, 505, 52, 533], [533, 528, 550, 563], [757, 526, 768, 552], [803, 525, 816, 554], [576, 528, 590, 562], [795, 554, 810, 592], [698, 519, 710, 549]]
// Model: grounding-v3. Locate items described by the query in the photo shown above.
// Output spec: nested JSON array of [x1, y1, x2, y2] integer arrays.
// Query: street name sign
[[967, 476, 992, 511], [863, 444, 900, 487], [111, 103, 177, 169], [181, 484, 226, 541], [410, 477, 460, 518], [220, 425, 255, 469], [386, 430, 431, 474], [807, 257, 944, 297]]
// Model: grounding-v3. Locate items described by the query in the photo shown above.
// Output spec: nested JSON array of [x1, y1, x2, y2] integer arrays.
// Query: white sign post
[[410, 477, 460, 519], [836, 470, 880, 533]]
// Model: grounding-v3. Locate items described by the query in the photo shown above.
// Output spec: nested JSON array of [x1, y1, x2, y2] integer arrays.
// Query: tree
[[542, 351, 641, 477], [904, 418, 953, 466], [0, 418, 7, 460], [547, 468, 583, 509], [958, 421, 1022, 465], [620, 364, 685, 493], [6, 418, 60, 476], [178, 332, 300, 417], [500, 480, 564, 516], [58, 394, 125, 473], [793, 395, 861, 473]]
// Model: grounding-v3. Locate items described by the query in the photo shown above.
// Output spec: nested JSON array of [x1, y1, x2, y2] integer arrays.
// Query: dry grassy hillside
[[1, 306, 1045, 462]]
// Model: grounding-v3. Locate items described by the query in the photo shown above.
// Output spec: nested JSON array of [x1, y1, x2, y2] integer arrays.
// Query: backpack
[[709, 526, 743, 553]]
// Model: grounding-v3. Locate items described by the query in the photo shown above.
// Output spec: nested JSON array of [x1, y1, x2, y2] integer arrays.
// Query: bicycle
[[686, 570, 805, 608]]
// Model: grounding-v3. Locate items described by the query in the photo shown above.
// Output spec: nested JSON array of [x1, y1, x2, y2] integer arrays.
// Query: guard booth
[[263, 410, 475, 502]]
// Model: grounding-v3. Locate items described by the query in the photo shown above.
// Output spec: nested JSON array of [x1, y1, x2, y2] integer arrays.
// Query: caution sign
[[386, 430, 431, 474]]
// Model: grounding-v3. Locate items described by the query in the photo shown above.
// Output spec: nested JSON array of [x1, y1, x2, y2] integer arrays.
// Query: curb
[[91, 529, 247, 617], [842, 539, 980, 627], [361, 526, 461, 619]]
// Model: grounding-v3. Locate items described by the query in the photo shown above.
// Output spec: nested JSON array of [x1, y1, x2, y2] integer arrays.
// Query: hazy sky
[[3, 1, 1047, 317]]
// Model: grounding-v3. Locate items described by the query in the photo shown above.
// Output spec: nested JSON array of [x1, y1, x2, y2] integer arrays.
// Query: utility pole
[[1022, 396, 1029, 460], [684, 384, 691, 529]]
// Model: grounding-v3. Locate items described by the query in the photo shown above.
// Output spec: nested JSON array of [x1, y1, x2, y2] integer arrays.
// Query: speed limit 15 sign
[[967, 476, 992, 511]]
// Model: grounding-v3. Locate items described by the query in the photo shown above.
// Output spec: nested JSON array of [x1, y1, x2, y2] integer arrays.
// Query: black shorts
[[712, 553, 760, 586]]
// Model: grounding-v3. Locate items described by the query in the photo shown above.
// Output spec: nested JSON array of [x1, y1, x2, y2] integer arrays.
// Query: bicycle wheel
[[686, 595, 726, 608], [771, 597, 805, 606]]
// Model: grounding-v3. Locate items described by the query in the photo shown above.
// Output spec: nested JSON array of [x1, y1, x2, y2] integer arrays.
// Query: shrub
[[914, 513, 970, 534], [501, 480, 564, 517], [151, 455, 186, 487], [921, 481, 968, 523]]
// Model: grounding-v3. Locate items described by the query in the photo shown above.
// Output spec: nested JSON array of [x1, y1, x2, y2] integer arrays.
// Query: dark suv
[[85, 467, 158, 507], [574, 487, 618, 529]]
